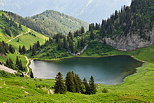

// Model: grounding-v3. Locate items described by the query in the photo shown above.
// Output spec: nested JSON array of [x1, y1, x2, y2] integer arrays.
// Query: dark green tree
[[89, 76, 96, 94], [90, 30, 95, 40], [5, 58, 14, 69], [65, 72, 76, 92], [83, 78, 91, 94], [54, 72, 66, 94], [21, 45, 26, 54], [80, 26, 85, 34], [9, 45, 15, 54]]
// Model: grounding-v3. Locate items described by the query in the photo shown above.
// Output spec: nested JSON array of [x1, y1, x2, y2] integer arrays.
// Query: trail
[[0, 65, 17, 74], [7, 28, 30, 43], [25, 56, 30, 77], [76, 44, 88, 55]]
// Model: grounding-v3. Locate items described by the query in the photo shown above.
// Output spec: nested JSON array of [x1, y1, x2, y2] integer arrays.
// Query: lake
[[30, 55, 143, 84]]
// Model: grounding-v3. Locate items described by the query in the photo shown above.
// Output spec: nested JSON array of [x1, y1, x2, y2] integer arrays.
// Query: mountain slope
[[0, 10, 48, 70], [29, 0, 154, 59], [7, 10, 89, 36], [100, 0, 154, 51], [30, 10, 89, 35]]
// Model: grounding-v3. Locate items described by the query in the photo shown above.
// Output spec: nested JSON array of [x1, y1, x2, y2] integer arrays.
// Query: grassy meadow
[[1, 42, 154, 102]]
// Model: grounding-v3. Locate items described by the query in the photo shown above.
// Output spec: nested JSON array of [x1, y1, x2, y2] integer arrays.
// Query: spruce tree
[[19, 46, 22, 54], [90, 30, 95, 40], [21, 45, 26, 54], [65, 72, 76, 92], [74, 74, 81, 93], [89, 76, 96, 94], [80, 26, 85, 34], [9, 45, 15, 54], [54, 72, 66, 94], [83, 78, 91, 94], [5, 58, 14, 69]]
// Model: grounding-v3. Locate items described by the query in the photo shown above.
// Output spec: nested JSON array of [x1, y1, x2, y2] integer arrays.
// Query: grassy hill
[[7, 10, 89, 36], [0, 50, 154, 102], [0, 10, 48, 73], [0, 0, 154, 102]]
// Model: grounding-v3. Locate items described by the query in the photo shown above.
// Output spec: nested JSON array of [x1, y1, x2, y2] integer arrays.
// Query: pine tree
[[5, 58, 14, 69], [74, 74, 81, 93], [83, 78, 91, 94], [89, 76, 96, 94], [9, 45, 15, 54], [90, 30, 95, 40], [16, 56, 24, 71], [19, 46, 22, 54], [36, 41, 40, 48], [63, 37, 68, 50], [65, 72, 76, 92], [80, 83, 86, 94], [54, 72, 66, 94], [80, 26, 85, 34], [21, 45, 26, 54]]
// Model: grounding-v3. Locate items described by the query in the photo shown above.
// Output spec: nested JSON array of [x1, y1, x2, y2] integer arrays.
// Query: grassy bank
[[0, 62, 154, 102], [1, 41, 154, 102]]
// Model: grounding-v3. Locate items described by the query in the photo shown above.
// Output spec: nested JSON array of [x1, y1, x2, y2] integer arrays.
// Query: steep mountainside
[[28, 0, 154, 59], [100, 0, 154, 51], [0, 10, 48, 68], [7, 10, 89, 36]]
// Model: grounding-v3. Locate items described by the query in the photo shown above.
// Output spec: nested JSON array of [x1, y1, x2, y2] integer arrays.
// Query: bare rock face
[[103, 27, 154, 51]]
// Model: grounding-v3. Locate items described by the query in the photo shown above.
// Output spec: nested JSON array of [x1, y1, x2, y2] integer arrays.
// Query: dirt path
[[0, 65, 17, 74], [76, 44, 88, 55], [7, 28, 30, 43], [25, 56, 30, 77]]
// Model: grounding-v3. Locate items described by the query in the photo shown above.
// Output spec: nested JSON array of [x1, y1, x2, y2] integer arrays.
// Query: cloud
[[86, 0, 94, 7], [79, 0, 94, 15]]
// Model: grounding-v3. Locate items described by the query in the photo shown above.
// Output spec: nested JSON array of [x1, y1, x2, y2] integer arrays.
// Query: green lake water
[[30, 55, 143, 84]]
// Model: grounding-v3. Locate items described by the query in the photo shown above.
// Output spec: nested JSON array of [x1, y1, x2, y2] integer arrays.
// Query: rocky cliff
[[103, 27, 154, 51]]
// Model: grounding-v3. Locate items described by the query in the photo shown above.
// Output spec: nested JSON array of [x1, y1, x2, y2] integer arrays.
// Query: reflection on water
[[30, 55, 143, 84]]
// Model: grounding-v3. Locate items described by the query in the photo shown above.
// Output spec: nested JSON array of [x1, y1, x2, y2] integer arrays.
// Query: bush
[[102, 88, 108, 93]]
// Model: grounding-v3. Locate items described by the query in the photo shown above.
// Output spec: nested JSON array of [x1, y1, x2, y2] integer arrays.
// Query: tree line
[[5, 56, 25, 71], [88, 0, 154, 40], [0, 41, 15, 55], [1, 13, 23, 37], [54, 72, 96, 94]]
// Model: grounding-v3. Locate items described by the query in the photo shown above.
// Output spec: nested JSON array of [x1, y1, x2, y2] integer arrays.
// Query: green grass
[[8, 30, 48, 50], [0, 62, 154, 102], [0, 40, 152, 102]]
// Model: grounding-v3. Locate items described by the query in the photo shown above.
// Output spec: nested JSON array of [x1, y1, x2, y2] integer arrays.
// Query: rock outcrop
[[103, 27, 154, 51]]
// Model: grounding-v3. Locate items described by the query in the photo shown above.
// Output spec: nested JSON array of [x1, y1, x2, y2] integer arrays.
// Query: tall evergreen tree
[[54, 72, 66, 94], [21, 45, 26, 54], [9, 45, 15, 54], [89, 76, 96, 94], [65, 72, 76, 92], [80, 26, 85, 34], [74, 74, 81, 93], [83, 78, 91, 94]]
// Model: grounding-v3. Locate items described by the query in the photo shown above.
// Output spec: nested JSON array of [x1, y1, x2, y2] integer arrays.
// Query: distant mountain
[[0, 0, 131, 23], [8, 10, 89, 36], [30, 10, 89, 35], [29, 0, 154, 59], [0, 10, 48, 49]]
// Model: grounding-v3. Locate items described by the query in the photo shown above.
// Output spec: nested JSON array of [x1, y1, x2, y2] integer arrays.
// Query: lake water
[[30, 55, 143, 84]]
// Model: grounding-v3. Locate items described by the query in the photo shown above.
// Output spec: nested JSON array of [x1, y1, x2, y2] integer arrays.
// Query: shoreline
[[29, 54, 145, 85]]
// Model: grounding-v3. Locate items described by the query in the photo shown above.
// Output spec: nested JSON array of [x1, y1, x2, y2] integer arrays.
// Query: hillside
[[0, 10, 48, 73], [0, 0, 154, 102], [100, 0, 154, 51], [28, 0, 154, 60], [0, 51, 154, 102], [7, 10, 89, 36]]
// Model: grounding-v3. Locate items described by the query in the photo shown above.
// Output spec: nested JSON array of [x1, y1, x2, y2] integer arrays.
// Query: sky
[[0, 0, 132, 23]]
